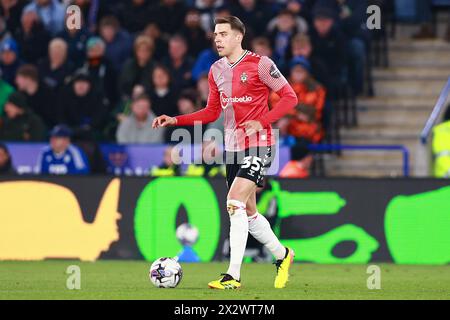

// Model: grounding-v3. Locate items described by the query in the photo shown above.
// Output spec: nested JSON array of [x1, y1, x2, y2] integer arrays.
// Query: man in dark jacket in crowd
[[98, 15, 133, 73], [119, 35, 155, 99], [181, 8, 209, 57], [56, 24, 90, 70], [150, 0, 187, 37], [14, 10, 50, 64], [15, 64, 56, 128], [116, 0, 154, 34], [79, 36, 117, 108], [0, 91, 46, 141], [58, 72, 108, 140], [310, 6, 347, 97], [338, 0, 369, 95], [162, 34, 194, 91], [38, 38, 74, 91]]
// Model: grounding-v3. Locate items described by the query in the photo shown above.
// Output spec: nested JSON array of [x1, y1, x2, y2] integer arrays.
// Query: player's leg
[[246, 191, 286, 259], [225, 177, 256, 278], [208, 177, 255, 289], [246, 191, 294, 288]]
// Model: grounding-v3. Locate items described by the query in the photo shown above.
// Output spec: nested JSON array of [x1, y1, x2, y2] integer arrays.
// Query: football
[[149, 257, 183, 288]]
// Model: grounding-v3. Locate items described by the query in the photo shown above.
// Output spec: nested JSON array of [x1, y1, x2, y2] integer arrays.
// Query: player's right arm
[[152, 70, 221, 128]]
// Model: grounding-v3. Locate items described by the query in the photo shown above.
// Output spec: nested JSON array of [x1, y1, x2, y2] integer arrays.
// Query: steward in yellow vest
[[185, 162, 225, 177], [432, 120, 450, 178]]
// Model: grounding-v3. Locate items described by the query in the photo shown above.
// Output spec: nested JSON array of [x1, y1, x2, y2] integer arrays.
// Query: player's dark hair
[[215, 16, 246, 36]]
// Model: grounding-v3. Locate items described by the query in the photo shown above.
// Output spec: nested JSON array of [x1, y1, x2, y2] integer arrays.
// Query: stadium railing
[[307, 143, 411, 177]]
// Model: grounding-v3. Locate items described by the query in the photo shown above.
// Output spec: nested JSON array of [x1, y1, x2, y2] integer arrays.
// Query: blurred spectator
[[36, 125, 90, 175], [338, 0, 368, 95], [251, 36, 273, 58], [72, 0, 111, 34], [310, 5, 346, 97], [148, 64, 178, 117], [213, 4, 232, 22], [116, 85, 145, 125], [0, 142, 15, 174], [0, 17, 13, 49], [57, 22, 90, 69], [116, 0, 153, 34], [273, 56, 326, 143], [38, 38, 73, 91], [119, 35, 155, 99], [165, 89, 202, 144], [195, 0, 224, 34], [162, 34, 194, 91], [116, 94, 164, 144], [151, 145, 181, 176], [267, 10, 303, 64], [15, 64, 56, 127], [0, 71, 14, 116], [191, 39, 219, 82], [22, 0, 66, 36], [105, 84, 145, 140], [289, 33, 330, 91], [79, 36, 117, 107], [0, 38, 22, 86], [231, 0, 272, 39], [272, 57, 326, 178], [99, 15, 133, 73], [152, 0, 187, 36], [0, 91, 46, 141], [181, 8, 209, 57], [0, 0, 29, 36], [58, 72, 108, 139], [15, 10, 51, 64], [141, 22, 168, 61], [267, 1, 309, 35]]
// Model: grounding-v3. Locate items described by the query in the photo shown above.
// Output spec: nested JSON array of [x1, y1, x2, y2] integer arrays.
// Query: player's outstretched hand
[[240, 120, 263, 136], [152, 115, 177, 128]]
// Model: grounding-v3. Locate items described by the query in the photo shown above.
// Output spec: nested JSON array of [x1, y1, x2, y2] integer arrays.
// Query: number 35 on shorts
[[241, 156, 262, 172]]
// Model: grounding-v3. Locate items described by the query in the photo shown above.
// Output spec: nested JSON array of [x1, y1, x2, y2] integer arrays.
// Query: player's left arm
[[257, 56, 298, 127], [241, 56, 298, 135]]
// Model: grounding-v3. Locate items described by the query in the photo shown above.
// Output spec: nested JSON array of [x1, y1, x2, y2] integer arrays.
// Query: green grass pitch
[[0, 261, 449, 300]]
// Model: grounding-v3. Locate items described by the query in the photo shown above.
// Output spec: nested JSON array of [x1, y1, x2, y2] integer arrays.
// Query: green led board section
[[135, 178, 221, 262]]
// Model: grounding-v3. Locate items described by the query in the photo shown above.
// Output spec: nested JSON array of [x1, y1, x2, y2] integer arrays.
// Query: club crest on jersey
[[240, 72, 248, 83]]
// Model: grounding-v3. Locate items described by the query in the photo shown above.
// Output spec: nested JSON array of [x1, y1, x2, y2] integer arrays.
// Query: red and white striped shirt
[[175, 50, 298, 151]]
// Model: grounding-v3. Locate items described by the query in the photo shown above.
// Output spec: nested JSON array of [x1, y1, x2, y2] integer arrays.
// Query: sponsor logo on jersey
[[220, 91, 253, 109]]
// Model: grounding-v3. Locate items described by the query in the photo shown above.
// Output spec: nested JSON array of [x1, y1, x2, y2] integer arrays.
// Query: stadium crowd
[[0, 0, 384, 176]]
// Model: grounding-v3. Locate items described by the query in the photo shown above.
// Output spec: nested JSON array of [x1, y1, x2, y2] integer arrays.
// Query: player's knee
[[227, 190, 240, 201], [246, 202, 257, 216], [226, 199, 246, 216]]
